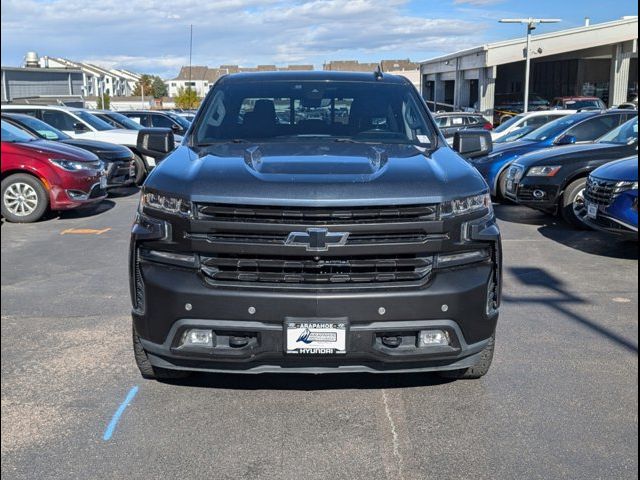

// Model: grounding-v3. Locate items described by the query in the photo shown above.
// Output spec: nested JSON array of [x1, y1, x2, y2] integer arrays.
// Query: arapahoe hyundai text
[[130, 70, 502, 380]]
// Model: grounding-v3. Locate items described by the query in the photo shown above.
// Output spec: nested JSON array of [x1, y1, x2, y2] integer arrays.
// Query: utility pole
[[499, 18, 561, 112]]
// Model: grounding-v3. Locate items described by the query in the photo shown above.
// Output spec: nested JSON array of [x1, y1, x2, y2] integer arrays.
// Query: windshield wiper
[[196, 139, 248, 146]]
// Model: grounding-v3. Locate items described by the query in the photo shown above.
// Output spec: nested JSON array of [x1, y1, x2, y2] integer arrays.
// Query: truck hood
[[591, 156, 638, 182], [513, 142, 634, 168], [77, 128, 138, 145], [145, 142, 488, 206]]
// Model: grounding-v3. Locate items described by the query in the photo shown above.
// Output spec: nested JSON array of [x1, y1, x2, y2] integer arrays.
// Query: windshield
[[74, 110, 114, 131], [522, 114, 587, 142], [102, 112, 143, 130], [494, 125, 535, 143], [564, 99, 602, 110], [13, 115, 70, 140], [598, 117, 638, 145], [494, 114, 525, 133], [166, 112, 191, 129], [194, 80, 435, 146], [1, 120, 38, 142]]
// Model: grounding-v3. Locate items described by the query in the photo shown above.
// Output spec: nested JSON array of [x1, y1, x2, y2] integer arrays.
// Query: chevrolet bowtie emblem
[[285, 228, 349, 251]]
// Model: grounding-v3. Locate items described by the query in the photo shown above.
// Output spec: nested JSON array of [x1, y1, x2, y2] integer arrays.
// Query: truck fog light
[[418, 330, 450, 347], [181, 329, 214, 347]]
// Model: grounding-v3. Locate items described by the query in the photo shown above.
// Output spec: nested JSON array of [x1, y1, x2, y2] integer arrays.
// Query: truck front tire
[[438, 334, 495, 380], [132, 326, 191, 380]]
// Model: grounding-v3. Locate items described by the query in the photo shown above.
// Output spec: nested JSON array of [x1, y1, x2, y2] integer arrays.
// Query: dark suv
[[130, 71, 502, 380]]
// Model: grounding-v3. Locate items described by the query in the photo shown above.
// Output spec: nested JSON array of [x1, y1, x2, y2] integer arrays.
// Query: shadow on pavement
[[55, 200, 116, 219], [163, 371, 453, 391], [107, 186, 140, 198], [506, 266, 638, 354], [495, 204, 638, 260]]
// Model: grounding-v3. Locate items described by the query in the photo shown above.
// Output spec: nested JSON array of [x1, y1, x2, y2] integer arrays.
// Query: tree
[[132, 74, 153, 97], [96, 92, 111, 110], [151, 76, 168, 99], [175, 87, 201, 109]]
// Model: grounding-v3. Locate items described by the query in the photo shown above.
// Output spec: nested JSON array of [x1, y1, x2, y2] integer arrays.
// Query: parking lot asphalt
[[1, 189, 638, 480]]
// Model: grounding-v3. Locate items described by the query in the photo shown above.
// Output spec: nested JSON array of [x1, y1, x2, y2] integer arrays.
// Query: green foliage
[[175, 87, 201, 109], [132, 75, 153, 97], [96, 92, 111, 110], [151, 76, 168, 99]]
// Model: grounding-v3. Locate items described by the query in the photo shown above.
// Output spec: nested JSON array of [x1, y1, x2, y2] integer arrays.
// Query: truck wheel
[[132, 154, 147, 186], [561, 178, 590, 229], [438, 334, 495, 380], [1, 173, 49, 223], [132, 326, 190, 380]]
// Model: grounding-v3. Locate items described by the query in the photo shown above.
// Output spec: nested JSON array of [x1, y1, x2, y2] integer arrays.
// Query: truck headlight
[[615, 181, 638, 192], [141, 191, 191, 217], [441, 193, 492, 218], [526, 166, 562, 177], [49, 158, 102, 171]]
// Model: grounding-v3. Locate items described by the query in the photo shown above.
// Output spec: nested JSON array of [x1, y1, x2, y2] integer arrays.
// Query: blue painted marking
[[103, 386, 139, 441]]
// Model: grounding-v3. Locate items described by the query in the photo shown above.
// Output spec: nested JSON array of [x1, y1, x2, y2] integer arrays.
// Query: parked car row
[[1, 105, 189, 223], [489, 113, 638, 240]]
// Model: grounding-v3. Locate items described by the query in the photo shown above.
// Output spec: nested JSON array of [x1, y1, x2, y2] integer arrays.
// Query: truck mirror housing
[[453, 130, 493, 159], [136, 128, 175, 159]]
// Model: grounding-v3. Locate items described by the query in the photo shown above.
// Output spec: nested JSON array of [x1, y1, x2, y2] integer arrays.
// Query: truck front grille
[[196, 203, 438, 224], [200, 255, 433, 285]]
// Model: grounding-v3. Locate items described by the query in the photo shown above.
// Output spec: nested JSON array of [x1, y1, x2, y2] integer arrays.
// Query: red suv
[[1, 120, 107, 223]]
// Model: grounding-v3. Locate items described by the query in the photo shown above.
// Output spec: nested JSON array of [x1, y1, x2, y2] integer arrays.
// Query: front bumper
[[104, 159, 135, 188], [504, 173, 561, 214], [133, 257, 499, 374]]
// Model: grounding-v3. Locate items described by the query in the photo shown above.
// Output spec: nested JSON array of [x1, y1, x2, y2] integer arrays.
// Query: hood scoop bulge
[[242, 144, 389, 176]]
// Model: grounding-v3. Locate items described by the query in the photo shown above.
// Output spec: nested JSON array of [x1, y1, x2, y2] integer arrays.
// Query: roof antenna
[[374, 64, 383, 80]]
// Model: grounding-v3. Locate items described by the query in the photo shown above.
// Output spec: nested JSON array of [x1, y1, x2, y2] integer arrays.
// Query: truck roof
[[216, 70, 411, 85]]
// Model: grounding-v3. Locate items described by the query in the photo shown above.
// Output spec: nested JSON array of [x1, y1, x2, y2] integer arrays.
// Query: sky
[[1, 0, 638, 79]]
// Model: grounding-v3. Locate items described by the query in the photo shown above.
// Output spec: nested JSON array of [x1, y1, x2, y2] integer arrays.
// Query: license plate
[[286, 321, 347, 354], [587, 203, 598, 219], [100, 175, 107, 189]]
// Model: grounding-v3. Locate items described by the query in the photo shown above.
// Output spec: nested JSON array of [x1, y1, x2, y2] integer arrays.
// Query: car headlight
[[441, 193, 492, 218], [140, 191, 191, 217], [526, 166, 562, 177], [615, 181, 639, 192], [49, 158, 102, 171]]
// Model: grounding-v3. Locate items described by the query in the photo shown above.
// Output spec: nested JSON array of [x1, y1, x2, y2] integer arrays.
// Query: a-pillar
[[609, 41, 635, 107], [478, 66, 496, 123]]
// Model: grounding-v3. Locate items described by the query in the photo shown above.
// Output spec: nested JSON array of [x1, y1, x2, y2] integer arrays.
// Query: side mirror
[[136, 128, 175, 159], [73, 122, 88, 132], [556, 134, 577, 145], [453, 130, 493, 159], [171, 123, 182, 133]]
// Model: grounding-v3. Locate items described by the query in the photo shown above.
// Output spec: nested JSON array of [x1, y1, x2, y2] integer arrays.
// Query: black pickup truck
[[130, 71, 502, 380]]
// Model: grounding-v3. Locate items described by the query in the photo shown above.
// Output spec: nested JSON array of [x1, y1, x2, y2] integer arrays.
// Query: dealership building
[[420, 16, 638, 121]]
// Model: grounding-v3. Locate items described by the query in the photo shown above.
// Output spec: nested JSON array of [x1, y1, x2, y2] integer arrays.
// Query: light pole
[[499, 18, 561, 113]]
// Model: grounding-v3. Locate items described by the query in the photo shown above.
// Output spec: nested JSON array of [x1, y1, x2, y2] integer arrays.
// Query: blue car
[[578, 155, 638, 240], [471, 109, 636, 199]]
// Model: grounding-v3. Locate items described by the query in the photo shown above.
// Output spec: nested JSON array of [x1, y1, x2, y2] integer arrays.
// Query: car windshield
[[13, 115, 71, 140], [494, 114, 526, 133], [494, 125, 535, 143], [565, 99, 602, 109], [74, 110, 115, 131], [103, 112, 143, 130], [1, 120, 38, 142], [522, 114, 587, 142], [166, 112, 191, 129], [194, 80, 435, 146], [597, 117, 638, 145]]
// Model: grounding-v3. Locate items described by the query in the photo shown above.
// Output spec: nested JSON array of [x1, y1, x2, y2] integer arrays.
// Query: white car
[[491, 110, 576, 143], [0, 105, 178, 183]]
